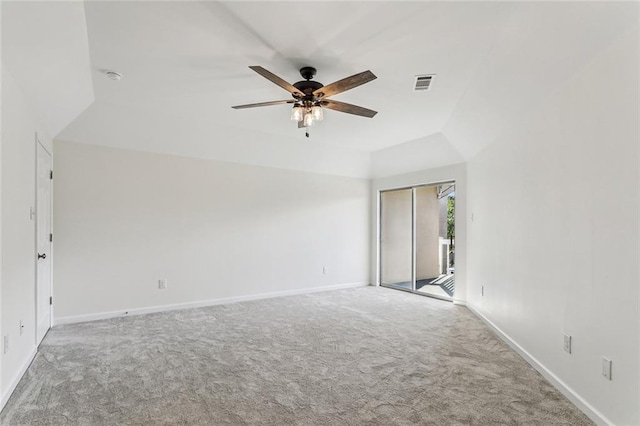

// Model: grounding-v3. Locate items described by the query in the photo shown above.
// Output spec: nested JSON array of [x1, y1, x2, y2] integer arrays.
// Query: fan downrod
[[299, 67, 317, 81]]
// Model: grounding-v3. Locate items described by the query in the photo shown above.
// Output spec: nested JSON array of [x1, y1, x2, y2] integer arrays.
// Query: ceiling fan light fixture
[[232, 66, 378, 134], [311, 105, 323, 121], [303, 112, 315, 127], [291, 105, 304, 122]]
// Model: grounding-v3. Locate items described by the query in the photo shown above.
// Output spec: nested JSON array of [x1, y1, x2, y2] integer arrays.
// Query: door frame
[[35, 134, 53, 345], [378, 180, 455, 302]]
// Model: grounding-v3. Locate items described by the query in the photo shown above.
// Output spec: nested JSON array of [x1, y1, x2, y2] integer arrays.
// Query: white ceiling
[[2, 1, 94, 137], [4, 1, 638, 178]]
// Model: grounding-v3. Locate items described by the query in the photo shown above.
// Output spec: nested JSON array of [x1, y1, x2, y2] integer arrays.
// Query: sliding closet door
[[380, 182, 456, 301], [380, 189, 413, 291]]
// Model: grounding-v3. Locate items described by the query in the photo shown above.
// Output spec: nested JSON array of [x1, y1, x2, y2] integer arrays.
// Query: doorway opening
[[379, 182, 455, 301]]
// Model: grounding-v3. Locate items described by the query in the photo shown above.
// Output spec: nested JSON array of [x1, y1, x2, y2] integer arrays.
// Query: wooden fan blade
[[313, 70, 377, 98], [321, 99, 378, 118], [249, 66, 304, 97], [232, 100, 294, 109]]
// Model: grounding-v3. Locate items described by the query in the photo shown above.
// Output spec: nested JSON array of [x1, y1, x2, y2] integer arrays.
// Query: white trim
[[411, 187, 417, 291], [35, 136, 53, 346], [54, 282, 370, 326], [374, 190, 381, 286], [452, 299, 466, 306], [0, 347, 37, 411], [466, 303, 612, 426]]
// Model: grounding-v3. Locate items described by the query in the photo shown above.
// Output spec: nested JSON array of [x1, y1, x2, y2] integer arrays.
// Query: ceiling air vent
[[414, 74, 434, 91]]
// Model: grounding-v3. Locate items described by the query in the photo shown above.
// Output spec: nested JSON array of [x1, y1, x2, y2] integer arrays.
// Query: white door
[[36, 141, 52, 344]]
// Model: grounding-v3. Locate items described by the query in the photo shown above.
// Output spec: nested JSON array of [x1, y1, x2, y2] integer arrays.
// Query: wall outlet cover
[[158, 279, 167, 290]]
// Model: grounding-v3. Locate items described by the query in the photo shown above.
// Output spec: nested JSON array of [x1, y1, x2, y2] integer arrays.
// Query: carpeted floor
[[1, 287, 592, 425]]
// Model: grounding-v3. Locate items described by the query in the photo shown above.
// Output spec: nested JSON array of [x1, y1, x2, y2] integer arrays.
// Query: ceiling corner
[[2, 1, 95, 138]]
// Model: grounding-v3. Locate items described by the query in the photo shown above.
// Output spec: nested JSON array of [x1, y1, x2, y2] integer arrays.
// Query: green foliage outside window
[[447, 196, 455, 267]]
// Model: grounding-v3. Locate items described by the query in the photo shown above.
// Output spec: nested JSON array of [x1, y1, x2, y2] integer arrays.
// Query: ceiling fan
[[232, 66, 378, 134]]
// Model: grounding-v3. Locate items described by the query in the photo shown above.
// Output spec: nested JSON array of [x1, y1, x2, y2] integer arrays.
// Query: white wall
[[1, 2, 93, 409], [372, 163, 467, 304], [58, 102, 372, 180], [371, 133, 464, 179], [53, 141, 370, 322], [0, 0, 3, 395], [466, 28, 638, 425], [0, 65, 52, 405]]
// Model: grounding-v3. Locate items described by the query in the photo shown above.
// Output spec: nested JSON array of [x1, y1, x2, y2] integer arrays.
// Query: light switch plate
[[563, 335, 571, 354], [602, 357, 612, 380]]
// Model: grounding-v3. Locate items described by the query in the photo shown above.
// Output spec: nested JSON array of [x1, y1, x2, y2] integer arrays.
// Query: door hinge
[[49, 296, 53, 305], [49, 233, 53, 242], [50, 170, 53, 180]]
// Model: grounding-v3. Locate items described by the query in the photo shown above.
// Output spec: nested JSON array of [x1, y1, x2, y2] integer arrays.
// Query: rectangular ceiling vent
[[414, 74, 435, 91]]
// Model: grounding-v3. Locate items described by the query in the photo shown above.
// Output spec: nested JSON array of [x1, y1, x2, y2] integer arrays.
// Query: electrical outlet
[[563, 334, 572, 354], [19, 320, 24, 336], [602, 357, 612, 380], [481, 285, 484, 296], [3, 336, 8, 354], [158, 279, 167, 290], [322, 266, 328, 275]]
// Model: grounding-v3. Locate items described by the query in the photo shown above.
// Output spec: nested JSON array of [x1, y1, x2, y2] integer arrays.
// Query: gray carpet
[[1, 287, 592, 425]]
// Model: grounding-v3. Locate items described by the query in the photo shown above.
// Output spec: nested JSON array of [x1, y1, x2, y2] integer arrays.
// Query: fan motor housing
[[293, 80, 324, 96]]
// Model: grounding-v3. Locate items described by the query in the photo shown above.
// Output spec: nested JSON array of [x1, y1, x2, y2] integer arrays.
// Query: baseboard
[[452, 299, 466, 306], [0, 347, 37, 412], [466, 303, 612, 426], [54, 282, 370, 326]]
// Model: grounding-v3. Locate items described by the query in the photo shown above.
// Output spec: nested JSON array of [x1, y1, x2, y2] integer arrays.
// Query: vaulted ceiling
[[3, 1, 637, 178]]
